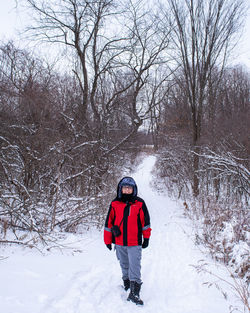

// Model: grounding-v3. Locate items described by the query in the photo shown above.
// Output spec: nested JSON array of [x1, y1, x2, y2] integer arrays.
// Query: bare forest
[[0, 0, 249, 303]]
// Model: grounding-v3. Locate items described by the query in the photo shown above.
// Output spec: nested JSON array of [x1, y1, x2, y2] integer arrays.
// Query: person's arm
[[104, 204, 114, 247], [140, 201, 151, 248]]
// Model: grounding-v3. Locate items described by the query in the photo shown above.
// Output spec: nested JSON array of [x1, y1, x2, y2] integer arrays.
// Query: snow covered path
[[1, 155, 231, 313]]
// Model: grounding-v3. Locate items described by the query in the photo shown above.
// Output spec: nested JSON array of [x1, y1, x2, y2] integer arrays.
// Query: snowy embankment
[[0, 155, 240, 313]]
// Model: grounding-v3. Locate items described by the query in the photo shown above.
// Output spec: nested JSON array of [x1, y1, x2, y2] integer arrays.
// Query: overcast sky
[[0, 0, 249, 69]]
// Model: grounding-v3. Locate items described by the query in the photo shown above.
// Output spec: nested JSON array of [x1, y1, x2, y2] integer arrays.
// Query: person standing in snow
[[104, 176, 151, 305]]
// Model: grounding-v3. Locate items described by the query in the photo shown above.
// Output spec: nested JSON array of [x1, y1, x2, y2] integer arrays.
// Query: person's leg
[[127, 246, 143, 305], [127, 245, 142, 284], [115, 245, 129, 280]]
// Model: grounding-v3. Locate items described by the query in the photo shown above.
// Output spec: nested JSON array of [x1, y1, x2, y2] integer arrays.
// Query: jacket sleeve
[[140, 200, 151, 239], [104, 203, 114, 244]]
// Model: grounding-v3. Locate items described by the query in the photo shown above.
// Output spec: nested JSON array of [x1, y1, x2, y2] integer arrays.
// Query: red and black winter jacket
[[104, 196, 151, 246]]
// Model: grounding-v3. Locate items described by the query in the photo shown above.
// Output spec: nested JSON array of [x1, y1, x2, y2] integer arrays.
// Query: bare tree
[[23, 0, 173, 146], [23, 0, 117, 126], [162, 0, 244, 196]]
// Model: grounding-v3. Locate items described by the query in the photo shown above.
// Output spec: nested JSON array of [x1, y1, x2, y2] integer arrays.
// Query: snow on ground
[[0, 155, 240, 313]]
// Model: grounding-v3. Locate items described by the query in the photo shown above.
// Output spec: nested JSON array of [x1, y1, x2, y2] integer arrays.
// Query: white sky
[[0, 0, 29, 47], [0, 0, 249, 69]]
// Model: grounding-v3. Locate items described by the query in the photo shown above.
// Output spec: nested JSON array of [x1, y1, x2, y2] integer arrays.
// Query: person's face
[[122, 185, 133, 194]]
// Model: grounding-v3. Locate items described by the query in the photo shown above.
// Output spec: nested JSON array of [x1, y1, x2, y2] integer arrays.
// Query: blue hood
[[117, 176, 138, 199]]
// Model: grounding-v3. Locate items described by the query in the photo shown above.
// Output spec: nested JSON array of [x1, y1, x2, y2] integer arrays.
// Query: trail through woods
[[0, 155, 235, 313]]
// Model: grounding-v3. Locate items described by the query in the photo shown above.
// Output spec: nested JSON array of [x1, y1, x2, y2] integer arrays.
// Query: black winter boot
[[123, 279, 130, 291], [127, 281, 143, 305]]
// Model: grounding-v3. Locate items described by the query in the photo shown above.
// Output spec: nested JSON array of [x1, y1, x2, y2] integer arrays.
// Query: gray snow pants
[[115, 245, 142, 284]]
